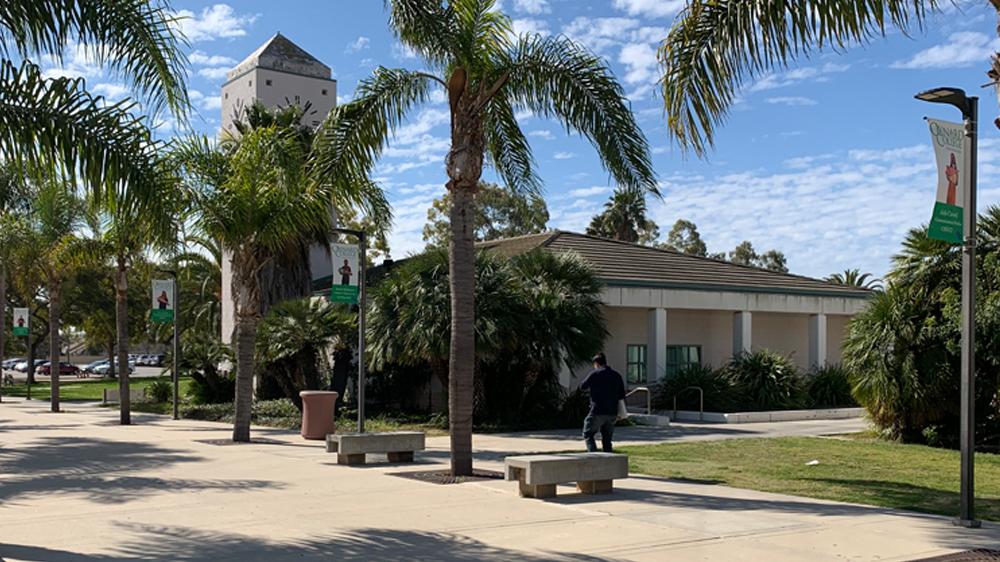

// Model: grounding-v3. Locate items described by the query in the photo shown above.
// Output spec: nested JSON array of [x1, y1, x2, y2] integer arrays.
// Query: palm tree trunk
[[446, 93, 485, 477], [115, 261, 131, 425], [107, 339, 116, 380], [48, 279, 61, 412], [0, 262, 6, 401], [232, 258, 260, 442]]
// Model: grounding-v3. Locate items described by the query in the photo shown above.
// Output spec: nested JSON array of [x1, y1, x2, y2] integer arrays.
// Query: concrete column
[[646, 308, 667, 384], [733, 311, 752, 356], [809, 313, 828, 369]]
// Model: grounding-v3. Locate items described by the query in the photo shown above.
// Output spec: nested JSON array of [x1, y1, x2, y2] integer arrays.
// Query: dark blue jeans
[[583, 413, 616, 452]]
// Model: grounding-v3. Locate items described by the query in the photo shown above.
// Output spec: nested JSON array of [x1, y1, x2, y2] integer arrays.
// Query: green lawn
[[621, 436, 1000, 521], [2, 376, 192, 401]]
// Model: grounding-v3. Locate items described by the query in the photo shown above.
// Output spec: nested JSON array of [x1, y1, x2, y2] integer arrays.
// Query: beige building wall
[[751, 312, 811, 370], [826, 314, 851, 365]]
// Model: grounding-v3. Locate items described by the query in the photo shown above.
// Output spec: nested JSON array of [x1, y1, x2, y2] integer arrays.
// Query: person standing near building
[[580, 353, 626, 452]]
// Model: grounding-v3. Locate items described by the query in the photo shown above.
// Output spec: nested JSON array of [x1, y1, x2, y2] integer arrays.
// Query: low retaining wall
[[669, 407, 864, 424]]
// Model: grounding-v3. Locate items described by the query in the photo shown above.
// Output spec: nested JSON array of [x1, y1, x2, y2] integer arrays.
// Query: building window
[[224, 92, 228, 99], [248, 80, 252, 86], [321, 89, 328, 96], [294, 95, 300, 103], [665, 345, 701, 377], [626, 345, 646, 384], [265, 79, 272, 86]]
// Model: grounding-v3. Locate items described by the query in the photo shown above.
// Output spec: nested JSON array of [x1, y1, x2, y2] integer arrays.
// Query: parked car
[[92, 361, 134, 376], [38, 362, 81, 376], [82, 360, 107, 374], [14, 359, 46, 372], [2, 357, 24, 370]]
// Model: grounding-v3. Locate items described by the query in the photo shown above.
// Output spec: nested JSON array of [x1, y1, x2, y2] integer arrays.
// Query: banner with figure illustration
[[151, 279, 175, 323], [12, 308, 29, 336], [927, 118, 965, 244], [329, 243, 360, 304]]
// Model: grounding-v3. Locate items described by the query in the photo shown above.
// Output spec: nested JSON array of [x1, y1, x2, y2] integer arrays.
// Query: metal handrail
[[673, 386, 704, 421], [625, 386, 651, 415]]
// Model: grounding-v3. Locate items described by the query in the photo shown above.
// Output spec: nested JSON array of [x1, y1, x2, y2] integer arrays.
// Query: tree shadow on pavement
[[806, 477, 1000, 522], [0, 436, 280, 506], [0, 525, 621, 562]]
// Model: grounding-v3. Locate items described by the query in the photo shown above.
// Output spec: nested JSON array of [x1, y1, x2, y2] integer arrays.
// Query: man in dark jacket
[[580, 352, 626, 452]]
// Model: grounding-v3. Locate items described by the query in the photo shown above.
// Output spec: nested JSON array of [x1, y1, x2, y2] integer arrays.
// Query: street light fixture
[[915, 86, 980, 528]]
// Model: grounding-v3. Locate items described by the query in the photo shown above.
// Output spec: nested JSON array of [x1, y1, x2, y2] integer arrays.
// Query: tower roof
[[226, 32, 331, 81]]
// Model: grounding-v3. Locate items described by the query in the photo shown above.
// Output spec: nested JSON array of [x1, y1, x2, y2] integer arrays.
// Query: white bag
[[617, 399, 628, 420]]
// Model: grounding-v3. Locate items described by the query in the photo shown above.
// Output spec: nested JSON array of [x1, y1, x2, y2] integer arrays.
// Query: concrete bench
[[505, 453, 628, 499], [325, 431, 425, 465], [101, 388, 146, 405]]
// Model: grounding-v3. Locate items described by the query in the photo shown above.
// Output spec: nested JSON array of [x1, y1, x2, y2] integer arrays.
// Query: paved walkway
[[0, 398, 996, 561]]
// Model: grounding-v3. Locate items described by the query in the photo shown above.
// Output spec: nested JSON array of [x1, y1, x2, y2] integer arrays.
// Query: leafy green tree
[[586, 188, 659, 245], [311, 0, 656, 475], [658, 0, 937, 156], [1, 0, 188, 200], [0, 164, 31, 379], [256, 298, 355, 411], [661, 219, 707, 256], [727, 240, 788, 272], [423, 182, 549, 248], [826, 269, 883, 290]]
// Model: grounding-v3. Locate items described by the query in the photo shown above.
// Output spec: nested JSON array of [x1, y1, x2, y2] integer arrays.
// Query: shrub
[[806, 364, 858, 408], [558, 388, 591, 427], [145, 378, 173, 403], [652, 364, 734, 412], [181, 399, 301, 428], [724, 350, 805, 411]]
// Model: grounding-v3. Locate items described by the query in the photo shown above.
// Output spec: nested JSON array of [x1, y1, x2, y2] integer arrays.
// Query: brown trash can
[[299, 390, 339, 440]]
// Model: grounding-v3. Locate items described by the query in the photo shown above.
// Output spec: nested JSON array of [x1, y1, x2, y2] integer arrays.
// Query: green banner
[[330, 284, 359, 304], [12, 307, 28, 336], [928, 202, 963, 244], [151, 308, 174, 324], [12, 326, 28, 337]]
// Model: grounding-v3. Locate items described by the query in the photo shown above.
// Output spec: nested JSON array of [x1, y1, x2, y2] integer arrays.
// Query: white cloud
[[619, 42, 658, 85], [198, 66, 231, 80], [528, 129, 555, 140], [392, 42, 419, 61], [553, 151, 575, 160], [513, 0, 550, 14], [189, 89, 223, 112], [612, 0, 685, 18], [749, 62, 850, 92], [562, 17, 639, 54], [511, 18, 550, 37], [92, 83, 129, 100], [189, 50, 236, 66], [175, 4, 257, 42], [765, 96, 818, 106], [379, 108, 452, 173], [346, 36, 370, 54], [41, 43, 102, 81], [568, 186, 612, 197], [891, 32, 1000, 69]]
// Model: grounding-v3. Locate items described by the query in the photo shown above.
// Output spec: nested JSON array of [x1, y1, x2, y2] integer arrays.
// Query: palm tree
[[256, 298, 356, 411], [180, 124, 386, 442], [826, 269, 883, 290], [0, 164, 31, 382], [92, 164, 180, 425], [658, 1, 938, 156], [1, 0, 188, 196], [21, 180, 88, 412], [585, 188, 660, 245], [312, 0, 656, 475]]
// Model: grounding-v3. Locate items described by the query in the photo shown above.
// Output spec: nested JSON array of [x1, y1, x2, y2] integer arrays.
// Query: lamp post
[[331, 228, 366, 434], [915, 87, 979, 528]]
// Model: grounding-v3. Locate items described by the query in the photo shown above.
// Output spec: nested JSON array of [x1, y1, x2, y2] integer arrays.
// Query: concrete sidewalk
[[0, 398, 996, 561]]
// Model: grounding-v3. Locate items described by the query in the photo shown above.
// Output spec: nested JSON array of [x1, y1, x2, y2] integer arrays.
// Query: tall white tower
[[219, 33, 337, 340]]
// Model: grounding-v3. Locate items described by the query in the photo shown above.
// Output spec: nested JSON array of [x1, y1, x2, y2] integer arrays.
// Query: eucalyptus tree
[[179, 124, 388, 442], [312, 0, 656, 475], [658, 1, 941, 156], [0, 0, 188, 200], [20, 180, 88, 411]]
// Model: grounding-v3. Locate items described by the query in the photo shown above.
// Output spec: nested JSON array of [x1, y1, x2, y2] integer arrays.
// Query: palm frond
[[452, 0, 511, 74], [0, 61, 163, 203], [660, 0, 937, 156], [0, 0, 190, 119], [387, 0, 460, 68], [502, 35, 657, 194], [311, 67, 435, 222], [482, 92, 540, 196]]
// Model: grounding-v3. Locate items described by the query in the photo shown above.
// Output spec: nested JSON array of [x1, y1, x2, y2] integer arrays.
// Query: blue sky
[[43, 1, 1000, 279]]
